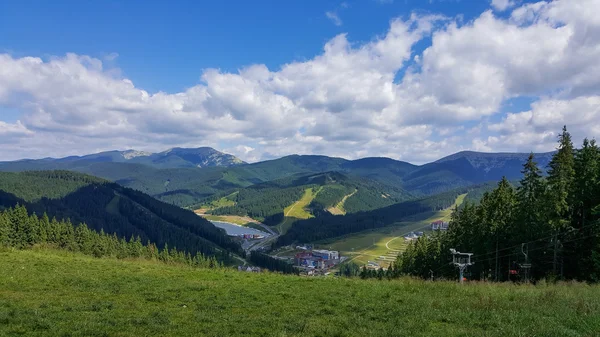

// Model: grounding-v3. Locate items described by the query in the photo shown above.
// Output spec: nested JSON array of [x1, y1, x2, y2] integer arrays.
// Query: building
[[312, 249, 339, 260], [431, 220, 449, 231], [404, 232, 418, 241], [294, 249, 340, 270], [237, 266, 262, 273]]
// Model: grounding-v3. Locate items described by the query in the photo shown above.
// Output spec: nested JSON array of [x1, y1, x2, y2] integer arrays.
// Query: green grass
[[328, 189, 357, 215], [207, 191, 238, 208], [283, 187, 319, 219], [321, 194, 468, 267], [202, 214, 253, 226], [2, 249, 600, 337], [277, 187, 321, 234]]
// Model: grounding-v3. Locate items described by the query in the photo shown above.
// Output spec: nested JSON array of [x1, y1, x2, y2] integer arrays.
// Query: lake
[[210, 221, 270, 237]]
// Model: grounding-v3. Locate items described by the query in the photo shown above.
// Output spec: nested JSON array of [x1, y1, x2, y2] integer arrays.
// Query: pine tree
[[9, 205, 29, 248], [515, 154, 551, 279], [48, 217, 60, 244], [571, 138, 600, 279], [546, 126, 576, 277], [75, 223, 93, 254], [516, 154, 547, 241], [547, 126, 576, 229], [39, 213, 50, 244], [0, 211, 10, 246], [160, 243, 171, 263]]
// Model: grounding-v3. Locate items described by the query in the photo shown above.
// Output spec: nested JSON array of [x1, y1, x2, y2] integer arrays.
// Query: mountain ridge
[[0, 150, 555, 207], [6, 147, 246, 169]]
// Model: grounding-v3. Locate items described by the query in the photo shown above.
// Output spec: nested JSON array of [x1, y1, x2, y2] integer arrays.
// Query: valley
[[3, 2, 599, 335], [2, 130, 600, 336]]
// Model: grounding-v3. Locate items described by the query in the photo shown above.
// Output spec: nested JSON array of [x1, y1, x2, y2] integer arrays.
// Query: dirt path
[[285, 201, 299, 217], [328, 189, 357, 215]]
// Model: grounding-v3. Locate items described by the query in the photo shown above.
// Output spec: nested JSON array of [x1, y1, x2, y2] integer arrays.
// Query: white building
[[312, 249, 339, 260]]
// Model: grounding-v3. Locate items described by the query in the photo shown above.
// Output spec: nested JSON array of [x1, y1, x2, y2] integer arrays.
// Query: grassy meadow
[[1, 248, 599, 337], [277, 187, 320, 234]]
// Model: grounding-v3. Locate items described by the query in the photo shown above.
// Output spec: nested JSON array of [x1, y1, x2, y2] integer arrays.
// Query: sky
[[1, 0, 599, 164]]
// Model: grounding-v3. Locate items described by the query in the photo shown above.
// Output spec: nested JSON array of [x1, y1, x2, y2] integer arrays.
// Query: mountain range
[[7, 147, 246, 170], [0, 147, 554, 207]]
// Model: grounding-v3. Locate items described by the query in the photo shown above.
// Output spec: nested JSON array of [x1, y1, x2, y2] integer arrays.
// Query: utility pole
[[519, 243, 531, 284], [553, 231, 558, 275], [495, 238, 499, 282], [450, 249, 473, 283]]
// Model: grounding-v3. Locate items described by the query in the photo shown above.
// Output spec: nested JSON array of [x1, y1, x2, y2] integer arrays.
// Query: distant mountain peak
[[151, 147, 246, 168], [121, 150, 152, 160]]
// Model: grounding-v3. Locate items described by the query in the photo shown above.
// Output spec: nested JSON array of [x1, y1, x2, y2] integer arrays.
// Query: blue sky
[[0, 0, 598, 163], [1, 0, 495, 94]]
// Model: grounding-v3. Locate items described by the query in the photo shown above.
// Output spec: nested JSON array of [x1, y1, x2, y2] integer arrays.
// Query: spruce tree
[[547, 126, 576, 229], [0, 211, 10, 246], [39, 213, 50, 244], [515, 154, 551, 278], [571, 138, 600, 279], [546, 126, 576, 277], [516, 154, 547, 240]]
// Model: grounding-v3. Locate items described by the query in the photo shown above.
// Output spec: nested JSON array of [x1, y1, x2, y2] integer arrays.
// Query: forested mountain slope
[[396, 128, 600, 283], [276, 182, 498, 245], [0, 151, 554, 207], [0, 171, 244, 262], [203, 171, 412, 225], [402, 151, 554, 195]]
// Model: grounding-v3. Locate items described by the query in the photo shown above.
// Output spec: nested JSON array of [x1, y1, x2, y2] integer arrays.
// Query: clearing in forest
[[277, 187, 321, 234], [327, 189, 357, 215]]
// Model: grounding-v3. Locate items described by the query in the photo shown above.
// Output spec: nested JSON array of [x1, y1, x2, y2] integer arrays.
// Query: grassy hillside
[[277, 187, 320, 234], [0, 171, 244, 260], [1, 249, 599, 337], [318, 194, 467, 268]]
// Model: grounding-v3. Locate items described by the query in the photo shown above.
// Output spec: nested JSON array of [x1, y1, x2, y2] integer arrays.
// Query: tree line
[[390, 126, 600, 282], [248, 251, 299, 275], [0, 204, 222, 269]]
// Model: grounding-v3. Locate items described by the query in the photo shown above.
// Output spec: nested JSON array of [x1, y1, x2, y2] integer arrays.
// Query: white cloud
[[491, 0, 516, 12], [1, 0, 600, 163], [326, 11, 343, 26], [484, 95, 600, 151]]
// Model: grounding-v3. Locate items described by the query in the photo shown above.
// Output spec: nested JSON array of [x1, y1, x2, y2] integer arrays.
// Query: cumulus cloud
[[1, 0, 600, 163], [491, 0, 516, 11]]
